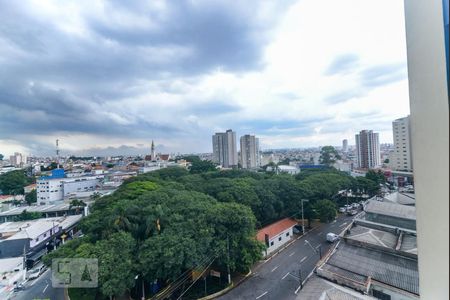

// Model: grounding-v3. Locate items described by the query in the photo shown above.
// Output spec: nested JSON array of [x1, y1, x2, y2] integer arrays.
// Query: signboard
[[210, 270, 221, 278]]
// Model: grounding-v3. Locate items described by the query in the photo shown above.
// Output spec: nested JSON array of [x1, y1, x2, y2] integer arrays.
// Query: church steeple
[[151, 140, 156, 161]]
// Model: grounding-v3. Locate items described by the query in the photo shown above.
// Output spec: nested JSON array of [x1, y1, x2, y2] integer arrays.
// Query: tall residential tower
[[240, 135, 260, 169], [355, 130, 380, 169], [212, 129, 238, 168], [392, 116, 413, 171]]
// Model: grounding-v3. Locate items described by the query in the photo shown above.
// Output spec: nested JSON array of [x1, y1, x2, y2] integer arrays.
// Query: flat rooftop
[[318, 242, 419, 295], [383, 192, 415, 206], [296, 275, 374, 300], [364, 199, 416, 220]]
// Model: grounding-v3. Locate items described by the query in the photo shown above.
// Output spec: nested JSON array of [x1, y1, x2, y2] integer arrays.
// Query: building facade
[[404, 0, 449, 298], [392, 116, 413, 171], [212, 129, 238, 168], [240, 135, 259, 169], [355, 130, 380, 169], [342, 139, 348, 152]]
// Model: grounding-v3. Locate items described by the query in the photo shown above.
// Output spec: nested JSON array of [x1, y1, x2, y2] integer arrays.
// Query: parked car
[[28, 265, 46, 280], [347, 209, 358, 216], [352, 203, 359, 209], [326, 233, 339, 243], [339, 207, 346, 213], [13, 283, 25, 292]]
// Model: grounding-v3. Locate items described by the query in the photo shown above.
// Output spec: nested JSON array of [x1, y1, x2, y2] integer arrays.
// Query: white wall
[[404, 0, 449, 299], [265, 227, 294, 256]]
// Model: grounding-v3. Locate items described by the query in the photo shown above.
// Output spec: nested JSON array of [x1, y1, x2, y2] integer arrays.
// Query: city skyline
[[0, 0, 409, 156]]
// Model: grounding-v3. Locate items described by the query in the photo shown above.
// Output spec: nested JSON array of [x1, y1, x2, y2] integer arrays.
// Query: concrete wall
[[404, 0, 449, 298]]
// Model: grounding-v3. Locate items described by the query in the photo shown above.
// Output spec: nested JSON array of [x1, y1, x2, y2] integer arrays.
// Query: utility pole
[[301, 199, 309, 234], [226, 235, 231, 285], [141, 278, 145, 300]]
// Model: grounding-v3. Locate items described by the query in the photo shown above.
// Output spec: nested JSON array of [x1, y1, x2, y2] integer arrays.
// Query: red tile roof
[[256, 218, 298, 242]]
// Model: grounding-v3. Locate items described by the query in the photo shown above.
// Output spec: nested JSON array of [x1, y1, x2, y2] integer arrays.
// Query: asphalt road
[[218, 214, 356, 300], [7, 267, 65, 300]]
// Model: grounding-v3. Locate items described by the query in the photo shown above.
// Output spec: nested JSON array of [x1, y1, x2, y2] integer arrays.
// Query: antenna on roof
[[56, 139, 60, 168]]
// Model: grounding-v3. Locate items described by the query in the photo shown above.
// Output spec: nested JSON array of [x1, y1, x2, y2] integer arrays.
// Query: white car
[[326, 233, 339, 243], [339, 207, 346, 213], [28, 265, 46, 280]]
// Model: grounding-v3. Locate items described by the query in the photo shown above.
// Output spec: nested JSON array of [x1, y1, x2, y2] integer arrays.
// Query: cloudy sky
[[0, 0, 410, 156]]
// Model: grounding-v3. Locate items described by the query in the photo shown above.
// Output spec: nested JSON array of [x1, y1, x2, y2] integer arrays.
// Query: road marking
[[330, 224, 335, 228], [256, 291, 268, 299], [281, 272, 290, 280], [43, 283, 49, 293], [289, 252, 295, 257], [300, 256, 308, 263], [271, 265, 279, 272], [318, 232, 323, 236], [339, 222, 348, 227]]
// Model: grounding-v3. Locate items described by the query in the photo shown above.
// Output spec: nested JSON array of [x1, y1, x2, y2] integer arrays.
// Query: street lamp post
[[135, 274, 145, 300], [301, 199, 309, 234]]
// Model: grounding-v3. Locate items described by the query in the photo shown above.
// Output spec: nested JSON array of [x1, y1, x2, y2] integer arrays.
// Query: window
[[372, 290, 391, 300], [270, 241, 274, 246], [278, 236, 282, 241], [286, 232, 290, 237]]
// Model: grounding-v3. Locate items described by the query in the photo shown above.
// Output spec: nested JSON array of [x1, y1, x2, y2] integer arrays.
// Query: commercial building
[[256, 218, 298, 257], [239, 135, 259, 169], [355, 130, 380, 169], [212, 129, 238, 168], [37, 169, 101, 205], [392, 116, 413, 172], [403, 0, 449, 298], [0, 215, 82, 259], [316, 198, 419, 299]]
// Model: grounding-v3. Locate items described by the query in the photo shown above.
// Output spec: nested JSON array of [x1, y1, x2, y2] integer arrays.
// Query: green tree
[[314, 199, 336, 223], [25, 189, 37, 205], [96, 232, 136, 299], [15, 209, 42, 221], [189, 159, 217, 174], [0, 170, 31, 195], [319, 146, 341, 166], [366, 169, 385, 185]]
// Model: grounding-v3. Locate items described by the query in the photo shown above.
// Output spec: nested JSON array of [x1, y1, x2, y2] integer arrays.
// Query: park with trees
[[43, 158, 383, 299]]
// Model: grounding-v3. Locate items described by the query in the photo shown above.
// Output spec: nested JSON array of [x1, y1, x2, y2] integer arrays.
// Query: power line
[[176, 256, 216, 300]]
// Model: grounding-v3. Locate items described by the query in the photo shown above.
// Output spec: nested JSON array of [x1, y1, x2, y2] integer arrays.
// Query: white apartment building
[[9, 152, 26, 167], [391, 116, 413, 171], [212, 129, 238, 168], [240, 135, 260, 169], [355, 130, 380, 169], [37, 176, 100, 205]]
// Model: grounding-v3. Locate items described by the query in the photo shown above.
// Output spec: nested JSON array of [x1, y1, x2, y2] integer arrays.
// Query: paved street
[[219, 214, 355, 300], [7, 268, 65, 300]]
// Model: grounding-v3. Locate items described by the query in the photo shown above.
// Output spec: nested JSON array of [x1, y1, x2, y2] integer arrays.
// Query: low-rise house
[[256, 218, 298, 257]]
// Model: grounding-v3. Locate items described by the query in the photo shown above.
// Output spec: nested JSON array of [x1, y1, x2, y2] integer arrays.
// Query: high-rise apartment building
[[212, 129, 238, 168], [355, 130, 380, 169], [240, 135, 260, 169], [392, 116, 413, 171], [9, 152, 25, 167], [342, 139, 348, 152]]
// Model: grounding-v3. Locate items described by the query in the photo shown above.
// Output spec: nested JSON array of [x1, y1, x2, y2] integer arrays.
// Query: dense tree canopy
[[0, 170, 32, 195], [319, 146, 341, 166], [44, 165, 383, 299], [25, 189, 37, 205]]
